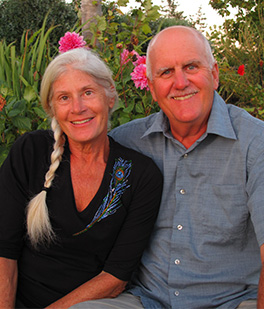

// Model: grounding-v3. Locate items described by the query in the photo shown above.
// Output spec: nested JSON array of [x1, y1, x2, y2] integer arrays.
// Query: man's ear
[[147, 78, 157, 102], [212, 62, 219, 90]]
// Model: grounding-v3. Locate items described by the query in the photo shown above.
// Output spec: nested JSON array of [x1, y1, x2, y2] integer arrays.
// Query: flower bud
[[116, 43, 123, 49]]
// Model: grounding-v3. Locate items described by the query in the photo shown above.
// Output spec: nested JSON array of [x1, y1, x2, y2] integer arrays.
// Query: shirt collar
[[141, 110, 168, 138], [141, 91, 237, 141], [206, 92, 237, 140]]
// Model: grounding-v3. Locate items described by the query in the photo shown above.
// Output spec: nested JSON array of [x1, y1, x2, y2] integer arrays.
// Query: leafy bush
[[209, 10, 264, 119], [0, 0, 78, 53], [79, 0, 163, 127], [0, 16, 54, 165]]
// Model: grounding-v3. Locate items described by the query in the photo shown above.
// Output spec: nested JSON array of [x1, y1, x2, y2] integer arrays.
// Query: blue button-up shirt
[[110, 92, 264, 308]]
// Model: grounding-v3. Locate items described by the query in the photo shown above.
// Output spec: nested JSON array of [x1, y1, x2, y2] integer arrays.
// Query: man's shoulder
[[109, 113, 160, 146], [111, 113, 159, 136], [227, 104, 264, 134], [109, 112, 163, 161]]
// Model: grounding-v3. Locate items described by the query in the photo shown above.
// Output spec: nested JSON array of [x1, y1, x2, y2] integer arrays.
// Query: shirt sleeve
[[103, 153, 163, 281], [246, 135, 264, 247]]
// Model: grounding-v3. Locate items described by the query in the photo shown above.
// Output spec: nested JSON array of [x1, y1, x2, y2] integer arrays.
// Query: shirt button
[[184, 153, 188, 158], [177, 224, 183, 230], [175, 291, 180, 296], [180, 189, 186, 195], [175, 259, 180, 265]]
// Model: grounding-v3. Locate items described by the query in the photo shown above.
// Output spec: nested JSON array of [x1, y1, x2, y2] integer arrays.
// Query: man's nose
[[172, 70, 190, 89]]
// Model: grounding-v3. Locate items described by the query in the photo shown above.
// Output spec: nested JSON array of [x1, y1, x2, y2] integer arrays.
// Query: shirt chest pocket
[[197, 184, 249, 243]]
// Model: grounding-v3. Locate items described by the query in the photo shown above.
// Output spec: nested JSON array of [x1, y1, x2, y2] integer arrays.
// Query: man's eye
[[160, 69, 173, 78], [186, 64, 198, 71], [85, 90, 92, 96]]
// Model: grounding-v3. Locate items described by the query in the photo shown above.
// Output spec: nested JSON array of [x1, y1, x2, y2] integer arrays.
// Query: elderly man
[[72, 26, 264, 309]]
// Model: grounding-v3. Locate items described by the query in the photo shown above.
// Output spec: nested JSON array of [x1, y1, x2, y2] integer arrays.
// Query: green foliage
[[0, 0, 78, 53], [83, 0, 163, 127], [209, 0, 263, 40], [0, 0, 205, 166], [209, 10, 264, 119], [0, 16, 53, 165]]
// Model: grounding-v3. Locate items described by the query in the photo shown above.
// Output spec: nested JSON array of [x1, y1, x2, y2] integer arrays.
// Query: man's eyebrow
[[184, 59, 202, 66]]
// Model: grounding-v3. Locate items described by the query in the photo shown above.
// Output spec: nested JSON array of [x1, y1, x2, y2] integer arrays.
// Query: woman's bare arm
[[46, 271, 127, 309], [0, 257, 18, 308]]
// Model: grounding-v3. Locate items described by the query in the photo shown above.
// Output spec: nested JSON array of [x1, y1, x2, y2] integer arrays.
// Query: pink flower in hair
[[58, 32, 87, 53], [131, 64, 149, 90]]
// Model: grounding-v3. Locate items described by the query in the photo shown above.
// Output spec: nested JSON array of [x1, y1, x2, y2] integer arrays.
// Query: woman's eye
[[61, 95, 68, 101]]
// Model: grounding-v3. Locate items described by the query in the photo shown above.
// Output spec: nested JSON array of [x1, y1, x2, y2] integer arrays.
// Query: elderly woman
[[0, 48, 163, 308]]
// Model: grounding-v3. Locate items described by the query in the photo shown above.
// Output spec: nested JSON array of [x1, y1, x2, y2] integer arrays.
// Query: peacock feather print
[[73, 158, 132, 236]]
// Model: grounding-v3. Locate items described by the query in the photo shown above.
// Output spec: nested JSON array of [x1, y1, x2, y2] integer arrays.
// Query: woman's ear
[[108, 86, 116, 109]]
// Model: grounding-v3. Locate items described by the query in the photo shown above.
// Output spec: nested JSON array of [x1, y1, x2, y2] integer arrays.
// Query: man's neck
[[170, 123, 208, 149]]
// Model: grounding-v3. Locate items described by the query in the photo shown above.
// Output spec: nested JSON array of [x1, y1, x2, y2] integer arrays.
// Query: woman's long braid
[[26, 117, 65, 248]]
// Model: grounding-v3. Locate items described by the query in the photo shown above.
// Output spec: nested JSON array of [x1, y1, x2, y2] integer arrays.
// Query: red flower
[[0, 95, 6, 111], [260, 60, 263, 67], [237, 65, 245, 76]]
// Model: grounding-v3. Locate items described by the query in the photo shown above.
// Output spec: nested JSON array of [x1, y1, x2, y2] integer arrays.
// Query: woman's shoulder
[[9, 130, 54, 162], [13, 130, 54, 149]]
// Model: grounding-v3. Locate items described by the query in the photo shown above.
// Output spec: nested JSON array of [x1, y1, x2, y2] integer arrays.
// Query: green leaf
[[117, 0, 130, 7], [96, 16, 107, 32], [23, 87, 37, 102], [119, 115, 130, 125], [33, 107, 47, 119], [0, 120, 5, 133], [0, 146, 10, 166], [7, 100, 26, 117], [12, 116, 32, 130], [142, 24, 152, 35], [136, 103, 144, 114], [123, 102, 134, 113]]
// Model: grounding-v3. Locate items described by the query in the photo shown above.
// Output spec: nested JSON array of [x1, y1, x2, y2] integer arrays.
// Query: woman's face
[[51, 68, 115, 147]]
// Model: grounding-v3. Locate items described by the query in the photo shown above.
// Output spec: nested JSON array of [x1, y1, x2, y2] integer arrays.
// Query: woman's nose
[[71, 96, 85, 114]]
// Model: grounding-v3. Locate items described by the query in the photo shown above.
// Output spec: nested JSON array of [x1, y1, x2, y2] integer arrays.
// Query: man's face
[[148, 27, 219, 137]]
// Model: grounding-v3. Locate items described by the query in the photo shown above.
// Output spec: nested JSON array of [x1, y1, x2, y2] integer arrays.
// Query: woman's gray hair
[[27, 48, 118, 248], [41, 47, 118, 117]]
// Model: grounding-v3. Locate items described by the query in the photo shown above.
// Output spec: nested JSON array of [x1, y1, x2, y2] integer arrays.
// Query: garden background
[[0, 0, 263, 165]]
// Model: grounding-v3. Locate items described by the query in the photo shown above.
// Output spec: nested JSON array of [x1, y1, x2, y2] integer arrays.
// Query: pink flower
[[237, 64, 245, 76], [58, 32, 87, 53], [131, 64, 149, 90], [121, 49, 139, 65], [133, 55, 146, 66]]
